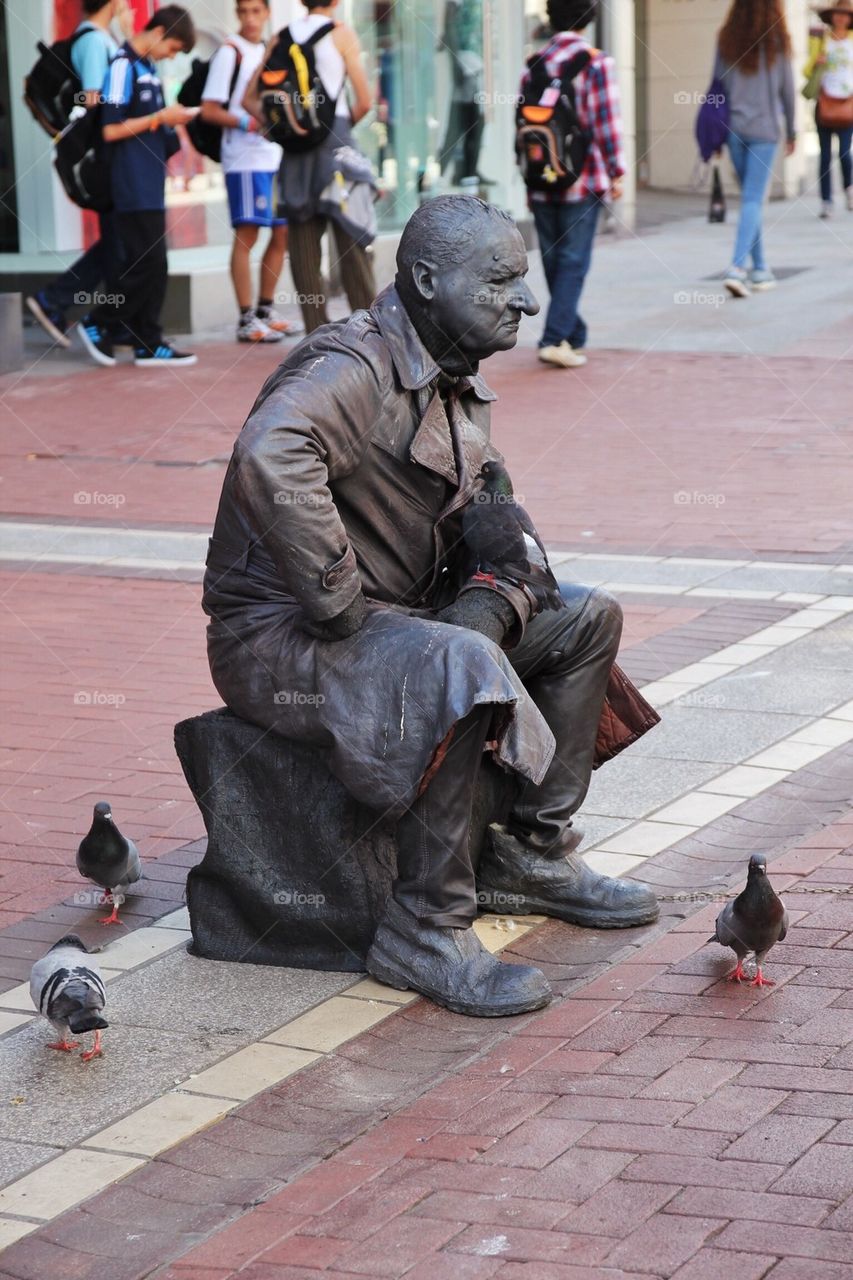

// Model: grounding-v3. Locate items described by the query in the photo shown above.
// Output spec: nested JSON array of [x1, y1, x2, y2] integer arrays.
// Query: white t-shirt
[[822, 35, 853, 100], [202, 33, 282, 174], [289, 14, 351, 118]]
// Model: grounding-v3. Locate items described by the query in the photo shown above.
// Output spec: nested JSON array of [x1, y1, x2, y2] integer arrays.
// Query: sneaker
[[846, 188, 853, 212], [723, 267, 751, 298], [77, 317, 116, 366], [237, 312, 283, 344], [257, 306, 304, 337], [538, 341, 587, 369], [26, 292, 71, 348], [750, 269, 776, 291], [133, 344, 197, 368], [819, 202, 833, 220]]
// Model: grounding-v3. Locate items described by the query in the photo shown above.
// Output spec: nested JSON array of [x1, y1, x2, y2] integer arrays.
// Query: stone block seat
[[175, 708, 515, 972]]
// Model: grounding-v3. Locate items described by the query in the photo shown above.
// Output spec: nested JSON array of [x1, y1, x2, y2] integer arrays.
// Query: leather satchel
[[817, 90, 853, 128], [594, 662, 661, 769]]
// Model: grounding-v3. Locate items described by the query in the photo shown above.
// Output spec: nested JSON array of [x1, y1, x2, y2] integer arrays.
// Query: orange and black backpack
[[515, 44, 593, 193], [259, 23, 339, 153]]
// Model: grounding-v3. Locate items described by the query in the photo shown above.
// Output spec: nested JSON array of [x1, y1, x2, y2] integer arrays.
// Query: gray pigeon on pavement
[[462, 461, 564, 612], [710, 852, 788, 986], [76, 801, 142, 925], [30, 935, 108, 1061]]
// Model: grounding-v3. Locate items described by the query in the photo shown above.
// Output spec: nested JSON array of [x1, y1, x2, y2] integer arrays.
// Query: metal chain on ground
[[655, 884, 852, 903]]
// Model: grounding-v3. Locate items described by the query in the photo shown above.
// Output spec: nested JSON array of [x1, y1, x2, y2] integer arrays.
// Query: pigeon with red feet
[[710, 852, 788, 987], [30, 935, 108, 1061], [462, 460, 563, 613], [76, 801, 142, 925]]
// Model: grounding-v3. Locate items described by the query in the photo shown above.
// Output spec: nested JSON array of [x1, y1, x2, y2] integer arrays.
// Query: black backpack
[[24, 28, 89, 137], [259, 23, 338, 153], [515, 45, 593, 193], [54, 108, 112, 212], [178, 42, 242, 163]]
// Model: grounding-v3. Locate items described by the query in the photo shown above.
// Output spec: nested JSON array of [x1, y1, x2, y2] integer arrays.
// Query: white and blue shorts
[[225, 171, 286, 228]]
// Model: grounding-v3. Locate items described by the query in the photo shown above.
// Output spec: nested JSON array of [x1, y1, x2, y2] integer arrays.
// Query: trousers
[[287, 217, 376, 334]]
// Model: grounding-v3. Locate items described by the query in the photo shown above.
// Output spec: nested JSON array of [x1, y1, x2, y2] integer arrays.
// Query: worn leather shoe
[[478, 824, 660, 929], [366, 897, 552, 1017]]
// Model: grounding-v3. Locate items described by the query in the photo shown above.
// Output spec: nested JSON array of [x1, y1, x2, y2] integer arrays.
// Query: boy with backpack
[[242, 0, 375, 334], [518, 0, 625, 369], [78, 5, 198, 368], [200, 0, 297, 344], [25, 0, 132, 349]]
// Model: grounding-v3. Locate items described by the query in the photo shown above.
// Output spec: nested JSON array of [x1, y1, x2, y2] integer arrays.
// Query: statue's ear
[[411, 259, 438, 302]]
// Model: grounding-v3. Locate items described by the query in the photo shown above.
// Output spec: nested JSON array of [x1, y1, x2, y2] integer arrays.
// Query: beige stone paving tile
[[600, 581, 685, 596], [97, 927, 189, 971], [599, 820, 695, 858], [0, 1012, 32, 1035], [0, 1149, 143, 1220], [584, 851, 644, 877], [776, 609, 843, 628], [473, 916, 534, 954], [638, 681, 705, 707], [340, 978, 418, 1005], [828, 697, 853, 721], [776, 593, 824, 604], [0, 984, 35, 1013], [82, 1092, 236, 1157], [747, 740, 830, 771], [264, 996, 397, 1052], [701, 765, 788, 798], [181, 1042, 320, 1101], [814, 596, 853, 611], [0, 1217, 38, 1248], [742, 625, 816, 646], [711, 643, 777, 664], [686, 588, 778, 600], [154, 907, 190, 930], [788, 719, 853, 748], [668, 661, 740, 684], [653, 792, 739, 827]]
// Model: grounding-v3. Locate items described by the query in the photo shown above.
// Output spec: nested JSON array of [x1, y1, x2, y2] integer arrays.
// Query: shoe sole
[[77, 324, 116, 367], [724, 280, 750, 299], [538, 355, 587, 369], [476, 889, 660, 930], [133, 356, 198, 368], [365, 955, 552, 1017], [750, 283, 776, 292], [27, 297, 71, 348]]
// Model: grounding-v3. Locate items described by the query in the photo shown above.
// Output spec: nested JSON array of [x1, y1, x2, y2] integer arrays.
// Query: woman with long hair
[[804, 0, 853, 218], [714, 0, 796, 297]]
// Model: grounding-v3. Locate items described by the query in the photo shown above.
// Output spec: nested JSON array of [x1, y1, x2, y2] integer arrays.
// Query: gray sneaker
[[750, 270, 776, 291]]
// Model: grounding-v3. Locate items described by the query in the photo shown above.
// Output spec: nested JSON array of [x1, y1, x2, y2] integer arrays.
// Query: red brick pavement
[[2, 824, 849, 1280], [2, 345, 850, 557]]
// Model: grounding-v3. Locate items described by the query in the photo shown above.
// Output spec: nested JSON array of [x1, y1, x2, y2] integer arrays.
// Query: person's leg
[[287, 217, 329, 332], [533, 197, 600, 349], [728, 136, 776, 269], [98, 210, 168, 353], [330, 221, 377, 315], [818, 124, 834, 204], [230, 223, 260, 311], [460, 101, 485, 180], [838, 125, 853, 195], [259, 222, 287, 305]]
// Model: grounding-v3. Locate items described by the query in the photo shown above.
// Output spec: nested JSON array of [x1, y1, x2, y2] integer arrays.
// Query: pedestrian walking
[[714, 0, 796, 299], [243, 0, 375, 335], [78, 6, 199, 368], [805, 0, 853, 218], [519, 0, 626, 370], [201, 0, 300, 343], [26, 0, 132, 349]]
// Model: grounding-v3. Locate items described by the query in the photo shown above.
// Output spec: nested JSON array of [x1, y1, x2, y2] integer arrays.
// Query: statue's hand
[[436, 588, 516, 646], [302, 593, 368, 642]]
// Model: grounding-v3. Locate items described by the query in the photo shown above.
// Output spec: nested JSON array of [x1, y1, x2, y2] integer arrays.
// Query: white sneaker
[[257, 306, 304, 337], [237, 312, 283, 344], [819, 202, 833, 220], [723, 268, 751, 298], [538, 341, 587, 369], [846, 188, 853, 212], [750, 269, 776, 291]]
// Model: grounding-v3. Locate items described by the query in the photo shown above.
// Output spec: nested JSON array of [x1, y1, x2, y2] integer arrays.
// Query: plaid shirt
[[521, 32, 626, 204]]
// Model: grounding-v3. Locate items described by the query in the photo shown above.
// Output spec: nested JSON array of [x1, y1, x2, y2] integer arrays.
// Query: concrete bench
[[0, 294, 24, 374], [175, 708, 514, 972]]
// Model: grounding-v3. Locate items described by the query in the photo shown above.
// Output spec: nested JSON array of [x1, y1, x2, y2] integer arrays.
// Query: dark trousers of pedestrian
[[439, 100, 485, 181], [288, 217, 376, 334], [43, 210, 123, 315], [532, 195, 601, 351], [91, 210, 168, 353], [818, 123, 853, 203]]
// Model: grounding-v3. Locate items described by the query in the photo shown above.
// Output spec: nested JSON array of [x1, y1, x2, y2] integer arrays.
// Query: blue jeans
[[726, 134, 777, 271], [43, 210, 124, 315], [532, 196, 601, 349], [818, 123, 853, 202]]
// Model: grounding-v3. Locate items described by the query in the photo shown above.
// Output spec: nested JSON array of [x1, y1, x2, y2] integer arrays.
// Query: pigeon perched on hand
[[30, 935, 108, 1061], [76, 801, 142, 925], [462, 461, 563, 613], [710, 852, 788, 987]]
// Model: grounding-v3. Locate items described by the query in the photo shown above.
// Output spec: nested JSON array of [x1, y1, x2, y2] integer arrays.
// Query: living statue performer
[[203, 195, 659, 1018]]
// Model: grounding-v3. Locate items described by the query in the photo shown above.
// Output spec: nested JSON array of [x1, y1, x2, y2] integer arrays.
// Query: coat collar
[[372, 284, 497, 403]]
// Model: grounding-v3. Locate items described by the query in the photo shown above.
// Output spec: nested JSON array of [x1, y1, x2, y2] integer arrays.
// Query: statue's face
[[420, 223, 539, 363]]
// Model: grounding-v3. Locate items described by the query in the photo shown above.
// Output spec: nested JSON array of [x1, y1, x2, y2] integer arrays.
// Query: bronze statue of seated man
[[203, 195, 659, 1018]]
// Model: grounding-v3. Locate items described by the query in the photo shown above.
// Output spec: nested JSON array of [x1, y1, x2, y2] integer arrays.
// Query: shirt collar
[[371, 285, 497, 403]]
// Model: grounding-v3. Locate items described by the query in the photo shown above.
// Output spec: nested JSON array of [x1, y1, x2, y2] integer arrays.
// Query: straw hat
[[816, 0, 853, 24]]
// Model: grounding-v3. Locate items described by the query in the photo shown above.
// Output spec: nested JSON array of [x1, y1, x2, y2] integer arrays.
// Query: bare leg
[[81, 1029, 104, 1062], [230, 224, 260, 311], [259, 224, 287, 306]]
